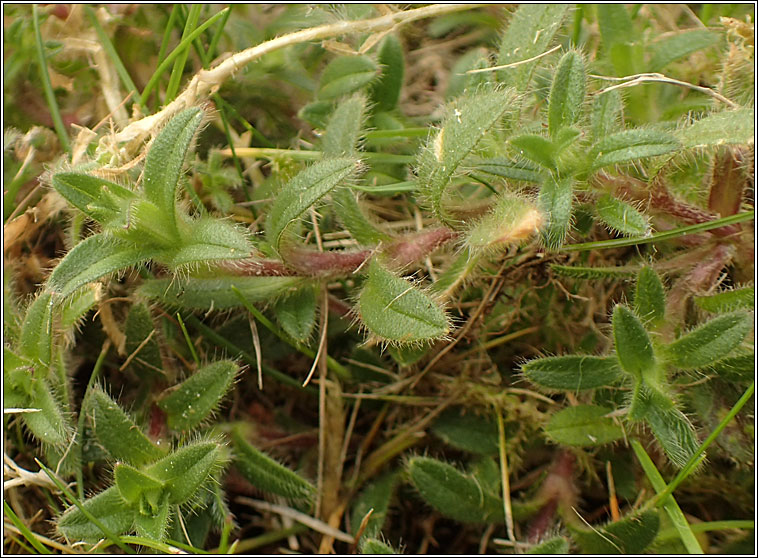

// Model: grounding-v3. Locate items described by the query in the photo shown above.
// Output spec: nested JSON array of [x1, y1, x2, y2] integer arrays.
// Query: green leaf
[[510, 134, 556, 171], [417, 86, 519, 224], [350, 471, 397, 539], [612, 305, 655, 382], [630, 385, 699, 468], [142, 107, 204, 236], [19, 292, 54, 367], [471, 157, 542, 183], [406, 456, 502, 524], [114, 463, 165, 504], [3, 347, 33, 397], [666, 311, 752, 370], [86, 387, 166, 467], [708, 352, 755, 382], [124, 303, 163, 376], [591, 90, 623, 141], [595, 194, 650, 237], [158, 360, 238, 431], [145, 440, 226, 505], [548, 50, 586, 137], [273, 286, 318, 344], [167, 216, 252, 267], [634, 266, 666, 327], [23, 379, 69, 446], [56, 487, 134, 544], [545, 405, 624, 447], [648, 29, 720, 72], [591, 129, 680, 170], [318, 55, 379, 100], [322, 92, 367, 156], [52, 172, 135, 225], [527, 536, 570, 554], [497, 4, 571, 91], [369, 34, 404, 112], [431, 409, 499, 455], [134, 493, 171, 542], [358, 259, 449, 345], [59, 283, 100, 334], [694, 287, 754, 313], [550, 263, 638, 280], [538, 176, 573, 249], [47, 234, 158, 299], [298, 99, 334, 128], [231, 428, 315, 504], [138, 276, 303, 310], [677, 109, 754, 149], [266, 157, 361, 252], [569, 510, 660, 554], [522, 355, 622, 391]]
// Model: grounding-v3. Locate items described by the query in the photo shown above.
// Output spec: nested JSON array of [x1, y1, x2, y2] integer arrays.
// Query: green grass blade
[[562, 211, 754, 252], [655, 382, 754, 506], [4, 501, 52, 554], [32, 4, 70, 154], [175, 312, 201, 365], [140, 7, 230, 106], [630, 440, 703, 554], [206, 5, 232, 62], [164, 4, 201, 103], [83, 5, 143, 109]]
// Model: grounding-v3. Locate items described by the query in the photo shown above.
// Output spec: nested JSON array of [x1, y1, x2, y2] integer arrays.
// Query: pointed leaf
[[350, 471, 397, 539], [19, 292, 54, 367], [648, 29, 720, 72], [612, 305, 655, 382], [596, 194, 650, 237], [497, 4, 571, 90], [318, 55, 379, 100], [142, 107, 204, 235], [431, 409, 499, 455], [266, 157, 361, 252], [145, 440, 226, 505], [86, 387, 165, 466], [569, 510, 660, 554], [137, 276, 303, 310], [158, 360, 239, 431], [23, 379, 69, 445], [52, 172, 135, 225], [592, 129, 680, 170], [360, 538, 397, 554], [369, 34, 404, 112], [677, 108, 754, 149], [666, 311, 752, 370], [528, 536, 570, 554], [538, 176, 573, 249], [545, 405, 624, 447], [509, 134, 556, 171], [406, 456, 502, 524], [417, 86, 519, 224], [56, 487, 134, 544], [550, 263, 638, 280], [523, 355, 622, 391], [471, 157, 542, 183], [694, 287, 754, 313], [591, 90, 623, 141], [134, 493, 171, 542], [634, 266, 666, 327], [124, 303, 163, 376], [322, 93, 368, 156], [358, 259, 449, 344], [548, 50, 586, 137], [273, 286, 318, 344], [47, 234, 158, 299], [231, 428, 315, 504], [59, 283, 100, 333]]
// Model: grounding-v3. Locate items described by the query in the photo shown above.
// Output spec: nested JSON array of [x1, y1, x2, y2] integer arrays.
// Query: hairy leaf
[[52, 172, 135, 226], [158, 360, 239, 431], [510, 134, 556, 171], [591, 90, 623, 141], [145, 440, 226, 505], [569, 510, 660, 554], [634, 266, 666, 327], [369, 34, 404, 112], [648, 29, 720, 72], [56, 486, 134, 544], [466, 193, 542, 252], [694, 287, 754, 313], [528, 537, 570, 554], [548, 50, 586, 137], [358, 259, 449, 344], [677, 108, 754, 149], [550, 263, 638, 280], [666, 311, 752, 370], [19, 292, 54, 367], [431, 409, 499, 455], [596, 194, 650, 236], [114, 463, 164, 504], [318, 55, 379, 100], [545, 405, 624, 447], [592, 129, 680, 170], [273, 286, 318, 343], [523, 355, 622, 390], [23, 379, 69, 445], [612, 305, 655, 382], [471, 157, 542, 183], [538, 176, 573, 249], [350, 471, 397, 539]]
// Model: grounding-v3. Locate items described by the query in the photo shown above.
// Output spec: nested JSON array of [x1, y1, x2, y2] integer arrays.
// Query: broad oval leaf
[[358, 259, 449, 344], [231, 428, 315, 504], [86, 387, 165, 466], [142, 107, 204, 235], [369, 34, 404, 112], [666, 311, 752, 370], [523, 355, 622, 390], [350, 471, 397, 539], [318, 55, 379, 100], [548, 50, 586, 137], [273, 286, 318, 343], [158, 360, 239, 431], [569, 510, 660, 554], [612, 305, 656, 382], [592, 129, 680, 170], [406, 456, 502, 524], [56, 486, 134, 544], [137, 276, 303, 310], [545, 405, 624, 447], [431, 409, 499, 455], [596, 194, 650, 237], [265, 157, 361, 252], [114, 463, 164, 504]]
